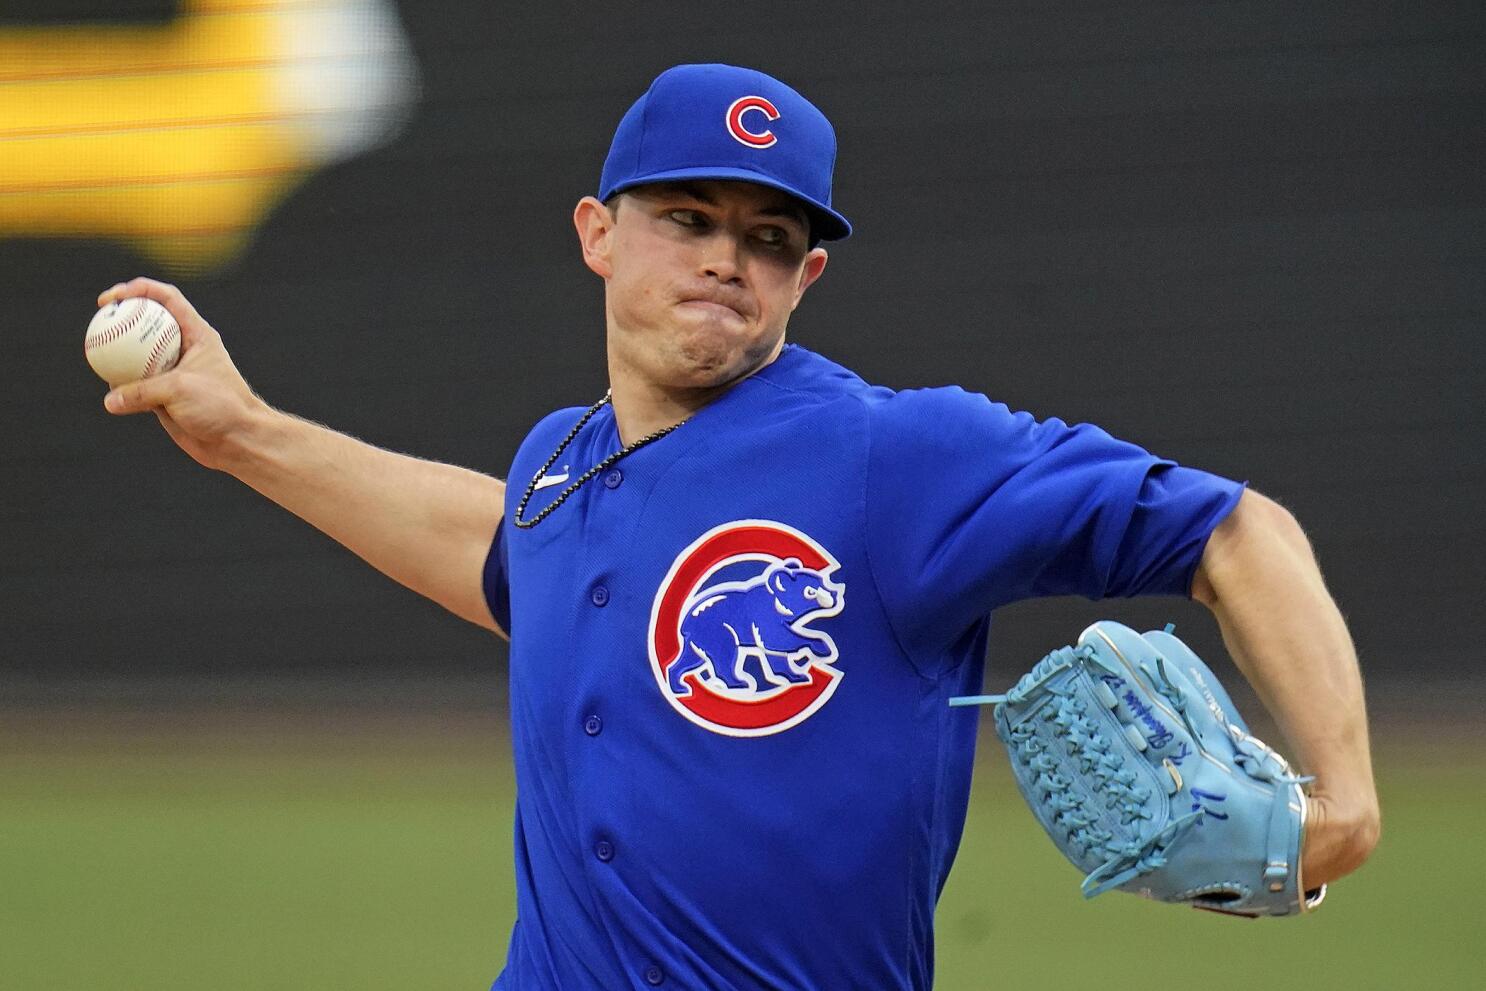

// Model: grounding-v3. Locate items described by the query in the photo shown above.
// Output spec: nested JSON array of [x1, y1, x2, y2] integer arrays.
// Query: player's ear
[[791, 247, 828, 309], [573, 196, 617, 278]]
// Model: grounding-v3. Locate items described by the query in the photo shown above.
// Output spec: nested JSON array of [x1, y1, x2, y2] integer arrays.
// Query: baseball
[[85, 297, 181, 387]]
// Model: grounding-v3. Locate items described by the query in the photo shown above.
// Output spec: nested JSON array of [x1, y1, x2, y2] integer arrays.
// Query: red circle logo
[[648, 520, 845, 737], [726, 96, 781, 148]]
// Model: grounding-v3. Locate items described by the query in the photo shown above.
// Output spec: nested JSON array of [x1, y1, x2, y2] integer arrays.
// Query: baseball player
[[98, 64, 1378, 989]]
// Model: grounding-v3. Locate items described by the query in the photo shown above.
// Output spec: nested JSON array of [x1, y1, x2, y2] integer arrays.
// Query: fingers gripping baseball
[[105, 375, 173, 413], [96, 277, 213, 351], [97, 277, 269, 471]]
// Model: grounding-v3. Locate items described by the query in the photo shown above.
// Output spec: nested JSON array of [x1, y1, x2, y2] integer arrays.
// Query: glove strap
[[1262, 782, 1300, 894]]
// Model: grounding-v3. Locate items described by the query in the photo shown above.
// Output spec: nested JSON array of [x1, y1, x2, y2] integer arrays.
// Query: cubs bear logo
[[725, 95, 780, 148], [649, 520, 845, 737]]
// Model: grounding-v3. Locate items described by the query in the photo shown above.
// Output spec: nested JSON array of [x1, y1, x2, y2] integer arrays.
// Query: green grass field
[[2, 707, 1480, 990]]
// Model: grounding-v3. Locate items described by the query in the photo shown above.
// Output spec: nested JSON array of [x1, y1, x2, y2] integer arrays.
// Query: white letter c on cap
[[726, 96, 780, 148]]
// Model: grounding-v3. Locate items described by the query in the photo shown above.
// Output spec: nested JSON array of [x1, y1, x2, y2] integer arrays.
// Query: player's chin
[[671, 303, 753, 345], [665, 321, 770, 384]]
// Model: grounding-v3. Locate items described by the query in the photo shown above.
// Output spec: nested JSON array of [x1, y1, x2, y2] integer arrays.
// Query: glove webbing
[[994, 651, 1215, 900], [1006, 691, 1162, 874]]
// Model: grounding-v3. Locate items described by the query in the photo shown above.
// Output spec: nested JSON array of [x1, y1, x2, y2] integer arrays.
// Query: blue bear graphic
[[668, 557, 843, 697]]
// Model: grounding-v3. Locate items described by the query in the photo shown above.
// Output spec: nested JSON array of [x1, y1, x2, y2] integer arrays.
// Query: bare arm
[[1190, 488, 1379, 887], [97, 278, 508, 637]]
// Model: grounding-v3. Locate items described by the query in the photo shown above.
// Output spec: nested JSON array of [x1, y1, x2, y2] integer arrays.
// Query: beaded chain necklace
[[511, 390, 687, 529]]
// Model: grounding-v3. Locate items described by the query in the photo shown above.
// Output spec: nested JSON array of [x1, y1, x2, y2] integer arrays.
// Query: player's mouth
[[677, 298, 746, 321], [675, 287, 753, 321]]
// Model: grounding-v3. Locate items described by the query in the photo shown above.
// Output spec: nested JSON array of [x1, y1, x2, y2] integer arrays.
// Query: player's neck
[[608, 382, 707, 447], [607, 338, 785, 446]]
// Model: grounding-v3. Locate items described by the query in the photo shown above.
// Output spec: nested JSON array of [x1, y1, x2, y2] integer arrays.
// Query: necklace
[[512, 390, 686, 529]]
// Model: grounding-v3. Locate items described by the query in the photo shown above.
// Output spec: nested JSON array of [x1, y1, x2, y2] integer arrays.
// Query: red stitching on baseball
[[143, 320, 180, 377], [85, 298, 148, 351]]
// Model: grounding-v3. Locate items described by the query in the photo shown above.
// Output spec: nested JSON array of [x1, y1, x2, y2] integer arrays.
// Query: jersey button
[[590, 585, 609, 607], [643, 965, 665, 986], [583, 714, 603, 736], [595, 839, 615, 862], [603, 468, 623, 489]]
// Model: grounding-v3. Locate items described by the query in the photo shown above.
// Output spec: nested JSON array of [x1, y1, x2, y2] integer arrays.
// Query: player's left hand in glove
[[953, 621, 1326, 917]]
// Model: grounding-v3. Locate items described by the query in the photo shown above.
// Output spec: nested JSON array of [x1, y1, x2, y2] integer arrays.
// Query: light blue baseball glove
[[953, 621, 1326, 917]]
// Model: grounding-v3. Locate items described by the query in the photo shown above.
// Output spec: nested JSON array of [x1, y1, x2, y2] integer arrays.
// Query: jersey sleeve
[[482, 517, 511, 636], [863, 387, 1243, 659]]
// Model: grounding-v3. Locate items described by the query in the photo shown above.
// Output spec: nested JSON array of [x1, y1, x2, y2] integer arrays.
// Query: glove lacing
[[994, 646, 1213, 899]]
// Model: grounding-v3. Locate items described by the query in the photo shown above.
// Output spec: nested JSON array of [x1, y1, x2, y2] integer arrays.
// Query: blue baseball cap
[[599, 63, 852, 242]]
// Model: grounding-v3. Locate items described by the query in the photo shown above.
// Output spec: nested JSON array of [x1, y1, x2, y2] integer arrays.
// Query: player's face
[[574, 180, 829, 389]]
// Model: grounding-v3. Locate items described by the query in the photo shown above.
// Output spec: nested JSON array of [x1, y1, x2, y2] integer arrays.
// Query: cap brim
[[606, 166, 852, 242]]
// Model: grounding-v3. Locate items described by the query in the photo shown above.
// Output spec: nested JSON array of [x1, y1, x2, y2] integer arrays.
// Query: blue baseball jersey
[[484, 344, 1243, 990]]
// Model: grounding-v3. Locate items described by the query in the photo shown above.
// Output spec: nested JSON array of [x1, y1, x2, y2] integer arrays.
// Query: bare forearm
[[1193, 490, 1379, 882], [95, 278, 508, 634], [222, 407, 507, 632], [1202, 508, 1368, 786]]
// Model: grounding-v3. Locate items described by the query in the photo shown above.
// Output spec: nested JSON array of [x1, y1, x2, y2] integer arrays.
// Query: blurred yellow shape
[[0, 0, 417, 273]]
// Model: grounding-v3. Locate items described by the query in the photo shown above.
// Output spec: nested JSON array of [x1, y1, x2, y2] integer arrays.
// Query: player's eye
[[754, 226, 789, 247], [668, 209, 708, 229]]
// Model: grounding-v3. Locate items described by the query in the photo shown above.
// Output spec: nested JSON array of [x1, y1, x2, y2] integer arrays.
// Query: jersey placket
[[558, 420, 666, 986]]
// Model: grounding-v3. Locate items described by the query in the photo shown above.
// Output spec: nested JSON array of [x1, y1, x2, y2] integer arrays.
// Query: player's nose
[[698, 232, 746, 284]]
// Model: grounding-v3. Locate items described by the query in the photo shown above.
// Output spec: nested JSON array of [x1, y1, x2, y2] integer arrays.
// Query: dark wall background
[[4, 2, 1483, 702]]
